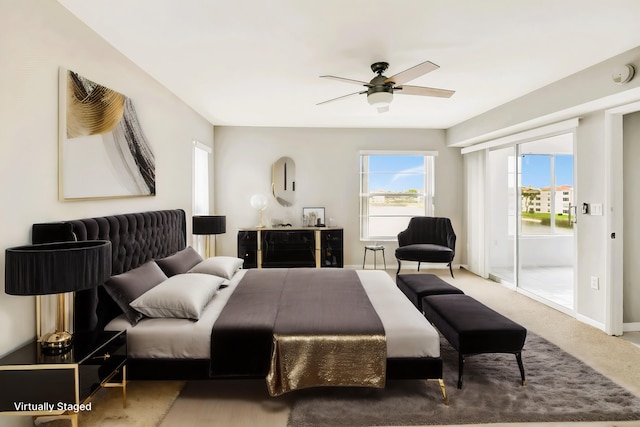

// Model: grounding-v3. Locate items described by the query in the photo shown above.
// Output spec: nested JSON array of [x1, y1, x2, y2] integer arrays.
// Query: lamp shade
[[192, 216, 226, 235], [250, 194, 268, 211], [5, 240, 112, 295], [367, 91, 393, 108]]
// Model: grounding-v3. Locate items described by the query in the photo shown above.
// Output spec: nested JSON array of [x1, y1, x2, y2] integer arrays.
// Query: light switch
[[590, 204, 603, 216]]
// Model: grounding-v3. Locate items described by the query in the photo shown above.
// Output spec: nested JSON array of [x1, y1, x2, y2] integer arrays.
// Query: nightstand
[[0, 330, 127, 427]]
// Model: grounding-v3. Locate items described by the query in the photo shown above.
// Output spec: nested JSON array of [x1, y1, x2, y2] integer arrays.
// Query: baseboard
[[623, 322, 640, 332], [575, 313, 606, 332]]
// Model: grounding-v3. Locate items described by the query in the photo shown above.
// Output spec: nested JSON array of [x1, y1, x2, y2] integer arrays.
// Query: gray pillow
[[104, 261, 168, 325], [130, 273, 225, 320], [188, 256, 244, 279], [155, 246, 203, 277]]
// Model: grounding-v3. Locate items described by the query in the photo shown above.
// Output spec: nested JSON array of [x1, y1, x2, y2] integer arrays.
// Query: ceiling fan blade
[[320, 75, 373, 87], [395, 85, 455, 98], [316, 90, 367, 105], [385, 60, 440, 85]]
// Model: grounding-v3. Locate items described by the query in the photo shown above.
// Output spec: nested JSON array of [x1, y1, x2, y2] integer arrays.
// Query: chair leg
[[417, 261, 421, 272], [449, 262, 454, 278], [363, 248, 367, 269], [396, 259, 402, 276]]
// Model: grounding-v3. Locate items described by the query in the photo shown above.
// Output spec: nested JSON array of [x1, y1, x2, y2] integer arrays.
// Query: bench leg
[[457, 353, 464, 389], [515, 352, 526, 386]]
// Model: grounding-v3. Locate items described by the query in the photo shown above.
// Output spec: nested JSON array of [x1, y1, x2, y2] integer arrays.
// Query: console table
[[238, 227, 343, 268]]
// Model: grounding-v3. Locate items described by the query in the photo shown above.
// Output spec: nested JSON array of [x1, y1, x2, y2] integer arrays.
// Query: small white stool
[[363, 245, 386, 269]]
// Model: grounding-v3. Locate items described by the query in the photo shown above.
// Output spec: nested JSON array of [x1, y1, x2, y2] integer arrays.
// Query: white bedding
[[105, 269, 440, 359]]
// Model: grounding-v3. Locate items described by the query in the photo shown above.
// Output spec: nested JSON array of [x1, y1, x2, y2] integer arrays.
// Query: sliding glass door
[[518, 137, 575, 309], [488, 146, 517, 285], [488, 133, 576, 311]]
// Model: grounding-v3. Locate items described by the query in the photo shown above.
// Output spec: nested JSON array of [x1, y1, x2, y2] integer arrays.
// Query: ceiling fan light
[[367, 91, 393, 108]]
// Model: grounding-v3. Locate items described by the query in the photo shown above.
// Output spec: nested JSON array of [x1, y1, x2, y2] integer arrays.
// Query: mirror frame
[[272, 156, 296, 207]]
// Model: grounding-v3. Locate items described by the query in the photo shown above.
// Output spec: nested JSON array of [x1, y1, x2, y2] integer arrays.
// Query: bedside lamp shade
[[192, 216, 226, 258], [5, 241, 112, 295], [5, 240, 112, 351], [192, 216, 226, 235]]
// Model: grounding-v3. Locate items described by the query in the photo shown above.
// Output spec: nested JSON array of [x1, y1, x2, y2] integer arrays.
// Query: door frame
[[605, 101, 640, 335]]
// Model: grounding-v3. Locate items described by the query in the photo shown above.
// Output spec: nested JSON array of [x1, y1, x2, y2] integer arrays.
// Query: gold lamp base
[[40, 330, 73, 353]]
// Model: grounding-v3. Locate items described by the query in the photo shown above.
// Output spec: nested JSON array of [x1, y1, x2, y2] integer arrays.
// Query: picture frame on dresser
[[303, 207, 325, 227]]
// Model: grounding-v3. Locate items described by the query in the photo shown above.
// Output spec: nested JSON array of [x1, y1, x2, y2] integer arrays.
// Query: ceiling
[[58, 0, 640, 129]]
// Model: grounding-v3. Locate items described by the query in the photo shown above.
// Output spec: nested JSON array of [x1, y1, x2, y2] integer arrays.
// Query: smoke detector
[[612, 64, 635, 85]]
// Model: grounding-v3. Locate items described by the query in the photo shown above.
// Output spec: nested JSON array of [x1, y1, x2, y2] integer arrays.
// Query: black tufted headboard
[[32, 209, 187, 332]]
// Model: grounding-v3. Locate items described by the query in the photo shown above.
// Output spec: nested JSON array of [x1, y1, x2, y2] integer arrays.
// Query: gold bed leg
[[428, 379, 448, 405], [438, 379, 449, 406]]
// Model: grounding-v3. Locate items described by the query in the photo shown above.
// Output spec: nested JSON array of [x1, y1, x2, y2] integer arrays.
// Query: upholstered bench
[[396, 273, 464, 312], [422, 294, 527, 389]]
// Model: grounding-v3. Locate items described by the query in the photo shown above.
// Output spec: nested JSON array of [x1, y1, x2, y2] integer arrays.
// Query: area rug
[[287, 333, 640, 426]]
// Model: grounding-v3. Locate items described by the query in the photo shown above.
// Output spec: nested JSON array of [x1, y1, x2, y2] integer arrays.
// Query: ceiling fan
[[317, 60, 455, 113]]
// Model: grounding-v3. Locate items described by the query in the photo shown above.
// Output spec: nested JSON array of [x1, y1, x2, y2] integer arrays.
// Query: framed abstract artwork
[[59, 68, 156, 200]]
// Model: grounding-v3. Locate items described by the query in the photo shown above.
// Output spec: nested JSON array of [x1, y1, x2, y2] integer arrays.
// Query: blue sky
[[367, 155, 424, 192], [521, 154, 574, 188], [366, 154, 574, 192]]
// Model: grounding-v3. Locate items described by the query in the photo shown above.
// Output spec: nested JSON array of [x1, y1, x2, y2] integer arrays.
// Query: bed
[[31, 209, 446, 401]]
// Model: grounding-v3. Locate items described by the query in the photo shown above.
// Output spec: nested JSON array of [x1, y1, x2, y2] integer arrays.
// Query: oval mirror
[[272, 156, 295, 207]]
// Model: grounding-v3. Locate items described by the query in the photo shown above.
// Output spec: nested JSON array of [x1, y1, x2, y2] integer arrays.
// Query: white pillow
[[129, 273, 225, 320], [188, 256, 244, 279]]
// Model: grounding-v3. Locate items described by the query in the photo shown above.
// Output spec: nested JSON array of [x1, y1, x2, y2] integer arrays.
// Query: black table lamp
[[5, 240, 112, 352], [192, 215, 226, 258]]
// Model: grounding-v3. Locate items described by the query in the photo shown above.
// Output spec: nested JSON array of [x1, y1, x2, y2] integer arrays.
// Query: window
[[360, 151, 436, 240], [192, 141, 211, 215], [192, 141, 212, 255]]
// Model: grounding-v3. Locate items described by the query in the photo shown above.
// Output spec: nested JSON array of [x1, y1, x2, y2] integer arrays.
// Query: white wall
[[213, 126, 463, 268], [0, 7, 212, 425]]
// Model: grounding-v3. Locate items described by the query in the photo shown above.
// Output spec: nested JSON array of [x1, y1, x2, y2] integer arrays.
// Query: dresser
[[238, 227, 343, 268]]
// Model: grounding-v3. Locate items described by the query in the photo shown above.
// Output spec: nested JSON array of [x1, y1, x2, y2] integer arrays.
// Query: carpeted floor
[[286, 332, 640, 426]]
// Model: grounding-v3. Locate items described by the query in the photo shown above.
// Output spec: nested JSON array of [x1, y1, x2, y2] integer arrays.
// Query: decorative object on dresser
[[302, 207, 325, 227], [238, 227, 343, 268], [59, 68, 155, 200], [192, 215, 226, 257], [4, 240, 112, 352], [250, 194, 269, 228]]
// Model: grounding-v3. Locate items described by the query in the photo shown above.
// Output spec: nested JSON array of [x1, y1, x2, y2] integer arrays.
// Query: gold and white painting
[[59, 68, 155, 200]]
